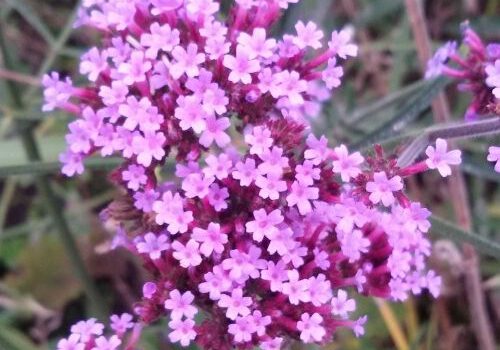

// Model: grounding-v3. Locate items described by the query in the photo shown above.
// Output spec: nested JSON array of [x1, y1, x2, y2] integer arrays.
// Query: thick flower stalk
[[45, 1, 462, 349]]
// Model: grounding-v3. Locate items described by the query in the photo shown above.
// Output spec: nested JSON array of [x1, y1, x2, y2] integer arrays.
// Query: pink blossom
[[71, 318, 104, 342], [250, 310, 271, 336], [135, 232, 170, 260], [281, 270, 310, 305], [485, 59, 500, 98], [267, 226, 294, 256], [331, 289, 356, 318], [122, 164, 147, 191], [277, 0, 299, 9], [228, 315, 256, 343], [42, 72, 73, 111], [294, 21, 324, 49], [237, 27, 276, 59], [260, 337, 283, 350], [245, 126, 274, 155], [172, 239, 202, 268], [223, 46, 260, 84], [260, 260, 288, 292], [425, 138, 462, 177], [133, 189, 159, 212], [164, 289, 198, 320], [286, 181, 319, 215], [307, 274, 333, 306], [207, 184, 229, 211], [232, 158, 258, 186], [245, 208, 284, 242], [352, 315, 368, 337], [202, 87, 229, 116], [295, 160, 320, 185], [57, 334, 84, 350], [304, 134, 330, 165], [255, 173, 287, 200], [258, 146, 289, 175], [339, 229, 370, 262], [80, 47, 108, 82], [366, 171, 403, 206], [218, 288, 252, 320], [170, 43, 206, 79], [192, 222, 228, 256], [175, 95, 207, 134], [487, 146, 500, 172], [204, 153, 233, 180], [168, 318, 196, 347], [322, 58, 344, 89], [329, 28, 358, 59], [182, 173, 214, 199], [332, 144, 364, 181], [140, 23, 180, 59], [199, 266, 232, 300], [296, 313, 325, 343], [132, 132, 166, 167], [270, 70, 308, 105], [110, 313, 134, 334], [99, 81, 128, 106], [60, 151, 84, 177], [92, 335, 121, 350], [117, 51, 151, 85]]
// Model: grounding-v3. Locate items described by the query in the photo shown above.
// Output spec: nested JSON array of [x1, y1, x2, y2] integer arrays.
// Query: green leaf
[[347, 79, 428, 125], [3, 0, 54, 45], [430, 215, 500, 259], [0, 325, 43, 350], [0, 157, 123, 177], [350, 77, 450, 150], [461, 155, 500, 182]]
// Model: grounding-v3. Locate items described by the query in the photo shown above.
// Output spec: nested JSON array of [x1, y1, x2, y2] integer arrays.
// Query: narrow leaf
[[3, 0, 54, 45], [0, 325, 42, 350], [0, 157, 123, 177], [430, 215, 500, 259], [351, 77, 450, 150]]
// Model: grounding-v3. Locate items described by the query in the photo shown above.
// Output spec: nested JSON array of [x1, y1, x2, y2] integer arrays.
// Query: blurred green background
[[0, 0, 500, 349]]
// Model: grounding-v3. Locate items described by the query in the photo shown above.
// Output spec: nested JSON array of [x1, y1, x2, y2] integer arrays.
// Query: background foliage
[[0, 0, 499, 349]]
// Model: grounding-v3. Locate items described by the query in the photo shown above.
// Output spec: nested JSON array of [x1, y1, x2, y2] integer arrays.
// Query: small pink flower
[[192, 222, 228, 256], [270, 70, 308, 106], [223, 46, 260, 84], [260, 337, 283, 350], [332, 144, 364, 182], [296, 312, 326, 343], [487, 146, 500, 172], [329, 28, 358, 59], [218, 288, 252, 320], [295, 160, 320, 185], [170, 43, 206, 79], [140, 23, 180, 59], [228, 316, 256, 343], [117, 51, 151, 85], [172, 239, 202, 268], [255, 173, 287, 200], [110, 313, 134, 334], [286, 181, 319, 215], [237, 27, 276, 59], [260, 260, 288, 292], [245, 126, 273, 155], [228, 315, 256, 343], [425, 138, 462, 177], [232, 158, 258, 186], [168, 318, 197, 347], [294, 21, 324, 49], [92, 335, 121, 350], [199, 266, 232, 300], [323, 57, 344, 89], [71, 318, 104, 342], [366, 171, 403, 206], [331, 289, 356, 318], [281, 270, 310, 305], [204, 153, 233, 180], [122, 164, 147, 191], [245, 208, 284, 242], [57, 334, 84, 350], [135, 232, 170, 260], [199, 115, 231, 148], [182, 173, 214, 199], [164, 289, 198, 320], [304, 134, 330, 165], [207, 183, 229, 211]]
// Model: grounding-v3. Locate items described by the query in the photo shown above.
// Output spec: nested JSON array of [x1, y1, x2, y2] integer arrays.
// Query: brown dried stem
[[404, 1, 495, 350]]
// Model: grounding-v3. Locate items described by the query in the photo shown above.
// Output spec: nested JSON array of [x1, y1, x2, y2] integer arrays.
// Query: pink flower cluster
[[426, 25, 500, 174], [57, 314, 140, 350], [44, 1, 462, 349]]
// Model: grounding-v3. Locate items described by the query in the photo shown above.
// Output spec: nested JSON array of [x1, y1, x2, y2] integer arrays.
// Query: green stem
[[0, 18, 107, 319]]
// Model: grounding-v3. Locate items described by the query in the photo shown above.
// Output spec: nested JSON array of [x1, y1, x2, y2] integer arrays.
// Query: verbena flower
[[44, 0, 459, 349]]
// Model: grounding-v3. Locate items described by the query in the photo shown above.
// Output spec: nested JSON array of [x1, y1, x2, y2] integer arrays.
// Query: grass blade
[[350, 76, 450, 150], [430, 215, 500, 259]]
